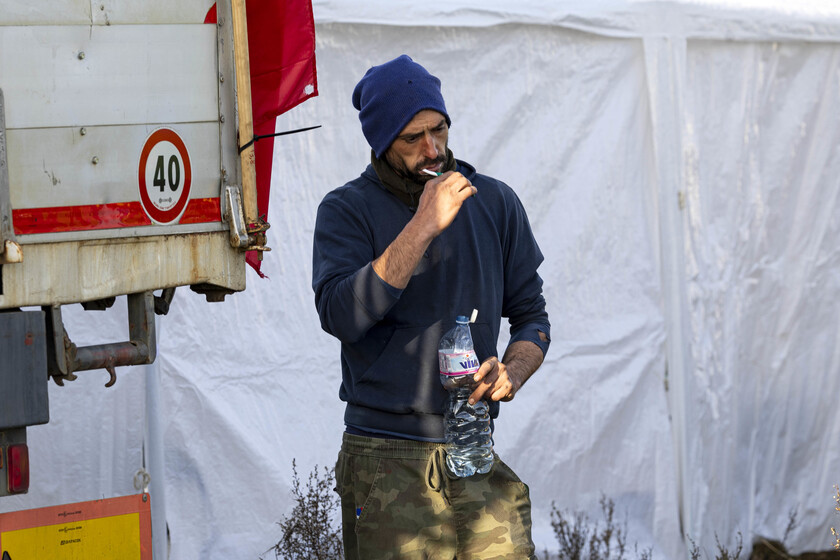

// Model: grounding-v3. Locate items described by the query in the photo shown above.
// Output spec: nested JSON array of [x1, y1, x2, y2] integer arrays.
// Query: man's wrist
[[405, 213, 438, 245]]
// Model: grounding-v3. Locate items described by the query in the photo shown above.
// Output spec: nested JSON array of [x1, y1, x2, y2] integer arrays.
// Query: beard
[[385, 149, 447, 184]]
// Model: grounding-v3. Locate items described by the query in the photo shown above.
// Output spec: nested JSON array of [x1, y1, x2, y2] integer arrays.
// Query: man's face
[[384, 109, 449, 183]]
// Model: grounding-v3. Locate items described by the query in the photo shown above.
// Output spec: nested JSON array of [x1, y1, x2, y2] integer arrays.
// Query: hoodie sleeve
[[312, 190, 402, 344], [500, 187, 551, 357]]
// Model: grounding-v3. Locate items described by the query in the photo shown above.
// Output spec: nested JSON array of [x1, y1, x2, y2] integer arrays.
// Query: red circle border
[[138, 128, 193, 225]]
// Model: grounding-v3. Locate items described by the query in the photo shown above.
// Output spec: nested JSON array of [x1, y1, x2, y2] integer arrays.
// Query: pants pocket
[[335, 450, 382, 560], [354, 456, 455, 559]]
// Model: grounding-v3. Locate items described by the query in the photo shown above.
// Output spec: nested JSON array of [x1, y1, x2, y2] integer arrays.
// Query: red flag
[[206, 1, 319, 276], [245, 1, 318, 128]]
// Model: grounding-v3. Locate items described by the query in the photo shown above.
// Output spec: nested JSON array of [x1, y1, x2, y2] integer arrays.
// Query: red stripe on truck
[[12, 198, 221, 235]]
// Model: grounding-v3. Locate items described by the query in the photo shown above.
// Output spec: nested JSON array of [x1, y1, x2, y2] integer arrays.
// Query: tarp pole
[[643, 36, 693, 551], [144, 319, 168, 560]]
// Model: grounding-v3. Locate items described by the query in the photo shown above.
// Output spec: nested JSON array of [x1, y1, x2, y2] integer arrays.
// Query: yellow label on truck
[[0, 494, 151, 559]]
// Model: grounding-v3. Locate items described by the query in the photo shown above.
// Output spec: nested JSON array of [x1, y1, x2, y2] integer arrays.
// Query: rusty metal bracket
[[246, 226, 271, 254], [224, 184, 270, 252], [189, 282, 235, 303], [81, 296, 117, 311], [44, 292, 157, 387], [44, 305, 77, 385], [224, 185, 249, 248], [153, 287, 176, 315], [0, 88, 22, 265]]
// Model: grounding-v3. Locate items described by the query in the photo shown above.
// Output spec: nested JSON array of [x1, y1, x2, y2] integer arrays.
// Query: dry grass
[[546, 494, 651, 560], [261, 460, 342, 560]]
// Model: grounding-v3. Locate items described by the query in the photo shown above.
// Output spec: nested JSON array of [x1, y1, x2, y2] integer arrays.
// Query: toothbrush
[[422, 169, 476, 197]]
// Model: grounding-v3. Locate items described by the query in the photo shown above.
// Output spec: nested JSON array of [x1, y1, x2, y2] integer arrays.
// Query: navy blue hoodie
[[312, 160, 550, 441]]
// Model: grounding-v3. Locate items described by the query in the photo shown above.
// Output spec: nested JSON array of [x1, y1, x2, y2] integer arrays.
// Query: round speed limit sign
[[138, 128, 192, 224]]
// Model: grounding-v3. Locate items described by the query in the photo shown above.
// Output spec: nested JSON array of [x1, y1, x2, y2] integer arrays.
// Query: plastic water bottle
[[438, 314, 494, 477]]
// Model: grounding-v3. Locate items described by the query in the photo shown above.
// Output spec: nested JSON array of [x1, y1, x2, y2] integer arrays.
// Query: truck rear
[[0, 0, 265, 496]]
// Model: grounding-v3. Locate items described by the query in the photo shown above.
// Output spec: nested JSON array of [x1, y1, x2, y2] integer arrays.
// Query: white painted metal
[[0, 88, 12, 249], [224, 185, 248, 248], [0, 0, 212, 26], [0, 0, 248, 309], [90, 0, 216, 26], [0, 1, 91, 26], [0, 232, 245, 307], [216, 0, 241, 230], [8, 123, 220, 210], [17, 220, 224, 245], [1, 25, 218, 129]]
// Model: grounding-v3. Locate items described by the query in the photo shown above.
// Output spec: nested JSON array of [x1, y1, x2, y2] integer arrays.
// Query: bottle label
[[439, 350, 480, 376]]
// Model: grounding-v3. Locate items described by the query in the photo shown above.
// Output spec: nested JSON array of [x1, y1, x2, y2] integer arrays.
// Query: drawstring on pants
[[425, 447, 451, 505]]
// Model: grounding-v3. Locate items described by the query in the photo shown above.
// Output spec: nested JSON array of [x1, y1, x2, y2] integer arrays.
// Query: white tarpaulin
[[4, 1, 840, 558]]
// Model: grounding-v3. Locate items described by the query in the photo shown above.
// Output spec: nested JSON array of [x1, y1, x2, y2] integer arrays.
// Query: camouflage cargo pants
[[335, 433, 537, 559]]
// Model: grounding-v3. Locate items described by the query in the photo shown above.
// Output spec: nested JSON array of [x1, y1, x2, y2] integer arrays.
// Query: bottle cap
[[456, 315, 469, 323]]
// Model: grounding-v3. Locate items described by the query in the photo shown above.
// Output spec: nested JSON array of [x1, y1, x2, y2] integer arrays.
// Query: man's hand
[[412, 171, 476, 238], [372, 171, 475, 290], [468, 340, 545, 405], [469, 356, 522, 405]]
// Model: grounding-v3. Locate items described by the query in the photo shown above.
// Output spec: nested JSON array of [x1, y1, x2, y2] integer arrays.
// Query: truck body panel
[[0, 0, 245, 308]]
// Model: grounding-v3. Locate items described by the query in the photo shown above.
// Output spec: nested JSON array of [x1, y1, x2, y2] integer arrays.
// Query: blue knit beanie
[[352, 55, 451, 159]]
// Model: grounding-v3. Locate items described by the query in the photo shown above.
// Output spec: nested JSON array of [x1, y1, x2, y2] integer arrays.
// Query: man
[[312, 54, 550, 559]]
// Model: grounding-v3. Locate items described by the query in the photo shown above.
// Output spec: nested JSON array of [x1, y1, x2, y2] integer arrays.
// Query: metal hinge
[[224, 184, 249, 248]]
